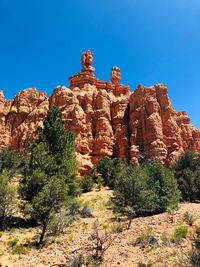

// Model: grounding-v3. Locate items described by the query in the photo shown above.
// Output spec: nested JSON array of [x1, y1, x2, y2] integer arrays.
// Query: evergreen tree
[[0, 171, 16, 228], [96, 157, 125, 189], [171, 150, 200, 201], [19, 106, 79, 244], [0, 146, 20, 178], [112, 161, 180, 216]]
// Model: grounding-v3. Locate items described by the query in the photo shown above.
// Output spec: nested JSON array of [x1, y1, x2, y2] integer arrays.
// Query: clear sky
[[0, 0, 199, 129]]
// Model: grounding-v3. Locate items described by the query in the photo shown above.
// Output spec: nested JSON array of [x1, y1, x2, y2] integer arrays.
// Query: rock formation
[[0, 51, 200, 174]]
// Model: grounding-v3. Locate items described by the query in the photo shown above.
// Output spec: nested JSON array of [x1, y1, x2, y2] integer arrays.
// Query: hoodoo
[[0, 51, 200, 174]]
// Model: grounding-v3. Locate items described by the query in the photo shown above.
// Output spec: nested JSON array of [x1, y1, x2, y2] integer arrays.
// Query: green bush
[[12, 244, 26, 254], [171, 150, 200, 202], [171, 224, 188, 244], [81, 204, 93, 218], [183, 211, 197, 226], [0, 172, 17, 228], [133, 228, 159, 248], [112, 161, 180, 216], [80, 175, 94, 193], [96, 157, 125, 189], [140, 161, 180, 214], [160, 232, 171, 245], [0, 232, 2, 238], [7, 238, 18, 247], [0, 146, 20, 178], [111, 222, 123, 234]]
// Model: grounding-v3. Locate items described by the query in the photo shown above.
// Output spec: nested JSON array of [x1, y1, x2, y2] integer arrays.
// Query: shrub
[[12, 244, 26, 254], [0, 146, 20, 178], [112, 161, 180, 216], [111, 222, 123, 234], [0, 172, 17, 228], [67, 254, 83, 267], [68, 199, 82, 215], [80, 175, 94, 193], [183, 211, 197, 226], [0, 232, 2, 238], [140, 161, 180, 214], [160, 232, 171, 245], [171, 150, 200, 202], [48, 209, 74, 235], [133, 228, 159, 248], [171, 224, 188, 244], [81, 204, 93, 218], [7, 238, 18, 247], [96, 157, 125, 189]]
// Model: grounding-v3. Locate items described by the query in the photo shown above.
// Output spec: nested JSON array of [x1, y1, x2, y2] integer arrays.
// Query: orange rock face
[[0, 54, 200, 174]]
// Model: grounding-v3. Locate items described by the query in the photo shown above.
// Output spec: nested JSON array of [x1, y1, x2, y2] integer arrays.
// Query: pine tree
[[19, 106, 80, 244]]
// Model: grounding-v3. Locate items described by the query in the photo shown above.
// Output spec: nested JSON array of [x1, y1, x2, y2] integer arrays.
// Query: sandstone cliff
[[0, 53, 199, 174]]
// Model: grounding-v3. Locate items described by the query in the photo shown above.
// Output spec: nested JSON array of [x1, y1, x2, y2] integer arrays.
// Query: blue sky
[[0, 0, 199, 129]]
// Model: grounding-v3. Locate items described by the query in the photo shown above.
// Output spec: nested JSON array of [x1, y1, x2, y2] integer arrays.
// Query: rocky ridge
[[0, 51, 199, 174]]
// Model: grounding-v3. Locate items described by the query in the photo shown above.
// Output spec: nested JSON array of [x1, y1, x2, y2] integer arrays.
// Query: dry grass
[[1, 186, 200, 266]]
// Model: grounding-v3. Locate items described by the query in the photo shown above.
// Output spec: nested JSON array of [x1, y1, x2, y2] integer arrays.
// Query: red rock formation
[[0, 51, 199, 173]]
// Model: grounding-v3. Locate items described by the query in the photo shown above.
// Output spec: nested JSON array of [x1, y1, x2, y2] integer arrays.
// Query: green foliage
[[7, 238, 18, 247], [111, 222, 123, 233], [125, 206, 136, 229], [183, 211, 197, 226], [80, 175, 94, 193], [12, 244, 26, 254], [171, 224, 188, 244], [96, 157, 125, 189], [0, 232, 2, 238], [0, 171, 16, 228], [0, 146, 20, 178], [171, 150, 200, 202], [112, 161, 180, 216], [140, 161, 180, 214], [133, 227, 159, 248], [81, 203, 94, 218], [160, 232, 170, 245], [9, 227, 16, 234], [68, 199, 82, 215], [19, 106, 80, 244], [112, 162, 141, 213]]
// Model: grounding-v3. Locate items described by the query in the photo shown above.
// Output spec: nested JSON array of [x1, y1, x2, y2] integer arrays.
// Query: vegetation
[[133, 228, 159, 248], [111, 161, 180, 216], [19, 106, 80, 244], [80, 175, 94, 192], [1, 121, 200, 265], [182, 211, 197, 226], [0, 145, 20, 178], [171, 150, 200, 202], [171, 223, 188, 244], [96, 157, 125, 188], [0, 171, 17, 228]]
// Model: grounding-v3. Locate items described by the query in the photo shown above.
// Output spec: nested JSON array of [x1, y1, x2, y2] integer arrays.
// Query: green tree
[[96, 157, 125, 189], [0, 146, 20, 178], [80, 175, 94, 193], [112, 161, 180, 216], [112, 162, 142, 213], [19, 106, 79, 244], [171, 150, 200, 201], [0, 171, 16, 228], [139, 161, 180, 214]]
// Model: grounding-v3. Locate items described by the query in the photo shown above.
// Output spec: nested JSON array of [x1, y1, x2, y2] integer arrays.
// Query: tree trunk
[[39, 222, 46, 245]]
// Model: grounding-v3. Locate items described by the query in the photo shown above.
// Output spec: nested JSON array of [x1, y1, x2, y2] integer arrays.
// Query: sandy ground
[[0, 187, 199, 267]]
